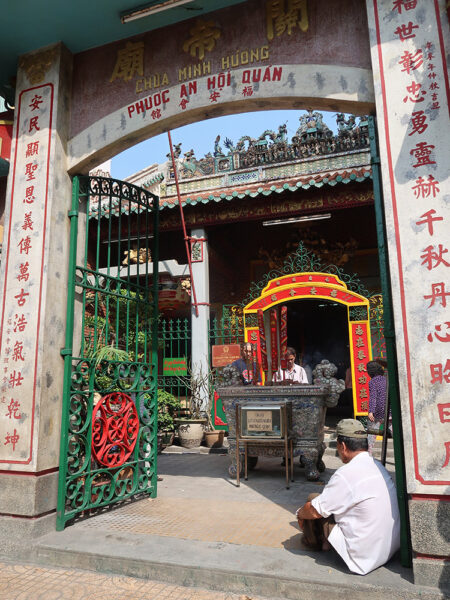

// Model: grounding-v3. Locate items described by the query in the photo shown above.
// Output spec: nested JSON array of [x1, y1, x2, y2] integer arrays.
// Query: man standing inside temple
[[273, 347, 309, 383], [295, 419, 400, 575], [231, 342, 261, 385]]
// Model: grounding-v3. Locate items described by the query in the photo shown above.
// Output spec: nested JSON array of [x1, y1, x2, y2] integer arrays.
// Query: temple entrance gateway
[[243, 269, 372, 417], [56, 176, 160, 530], [0, 0, 448, 587]]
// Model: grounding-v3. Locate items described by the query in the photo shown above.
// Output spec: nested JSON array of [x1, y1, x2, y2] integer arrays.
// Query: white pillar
[[0, 43, 73, 555], [366, 0, 450, 587], [190, 227, 210, 408]]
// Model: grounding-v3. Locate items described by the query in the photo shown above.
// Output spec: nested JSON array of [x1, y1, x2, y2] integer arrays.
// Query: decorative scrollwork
[[369, 293, 386, 359], [83, 175, 157, 220], [241, 241, 370, 307], [91, 392, 139, 467], [70, 359, 92, 390], [349, 306, 368, 322], [66, 476, 87, 510], [244, 313, 258, 328]]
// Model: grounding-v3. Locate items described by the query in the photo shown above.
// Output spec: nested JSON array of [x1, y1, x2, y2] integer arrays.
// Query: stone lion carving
[[180, 278, 191, 294], [216, 364, 243, 387], [312, 359, 345, 407], [122, 247, 151, 265]]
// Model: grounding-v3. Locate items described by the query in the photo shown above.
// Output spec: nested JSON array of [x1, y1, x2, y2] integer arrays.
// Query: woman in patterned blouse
[[367, 361, 387, 456]]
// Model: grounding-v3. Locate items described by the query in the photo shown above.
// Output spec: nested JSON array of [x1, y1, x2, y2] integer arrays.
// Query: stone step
[[34, 529, 440, 600], [162, 440, 395, 459]]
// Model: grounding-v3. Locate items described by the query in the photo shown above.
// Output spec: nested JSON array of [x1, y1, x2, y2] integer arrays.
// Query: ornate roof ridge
[[166, 111, 369, 182]]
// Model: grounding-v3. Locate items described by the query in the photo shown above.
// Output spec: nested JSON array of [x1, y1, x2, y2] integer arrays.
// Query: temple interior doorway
[[286, 299, 350, 381]]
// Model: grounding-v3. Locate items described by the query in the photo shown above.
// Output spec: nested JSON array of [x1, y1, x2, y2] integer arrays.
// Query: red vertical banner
[[280, 305, 288, 369], [270, 308, 278, 375], [257, 309, 268, 373], [0, 85, 54, 465], [349, 321, 371, 415], [247, 329, 261, 385], [250, 341, 256, 385]]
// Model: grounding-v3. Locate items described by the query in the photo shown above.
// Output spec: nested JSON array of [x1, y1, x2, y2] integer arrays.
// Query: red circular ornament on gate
[[91, 392, 139, 467]]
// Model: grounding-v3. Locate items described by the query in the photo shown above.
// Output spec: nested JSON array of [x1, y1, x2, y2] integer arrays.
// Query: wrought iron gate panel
[[209, 305, 245, 347], [57, 176, 159, 530], [157, 317, 191, 400]]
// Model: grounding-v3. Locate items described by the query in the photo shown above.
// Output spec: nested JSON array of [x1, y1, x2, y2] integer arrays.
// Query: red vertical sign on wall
[[349, 321, 371, 415], [0, 84, 53, 464]]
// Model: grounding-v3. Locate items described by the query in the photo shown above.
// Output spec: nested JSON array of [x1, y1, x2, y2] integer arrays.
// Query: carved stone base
[[219, 386, 329, 482], [298, 444, 325, 481], [227, 441, 259, 478]]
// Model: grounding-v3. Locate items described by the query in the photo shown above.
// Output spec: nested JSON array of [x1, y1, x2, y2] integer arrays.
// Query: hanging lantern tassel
[[270, 308, 279, 376], [257, 309, 268, 374], [280, 305, 288, 370]]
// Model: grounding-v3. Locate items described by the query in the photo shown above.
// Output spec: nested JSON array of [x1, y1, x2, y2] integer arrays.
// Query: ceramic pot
[[175, 419, 206, 448], [204, 430, 225, 448]]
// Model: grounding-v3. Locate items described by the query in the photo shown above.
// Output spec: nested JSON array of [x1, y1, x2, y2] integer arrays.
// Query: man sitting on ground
[[295, 418, 400, 575]]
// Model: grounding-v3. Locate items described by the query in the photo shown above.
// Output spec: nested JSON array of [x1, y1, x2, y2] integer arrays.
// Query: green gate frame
[[57, 175, 159, 530]]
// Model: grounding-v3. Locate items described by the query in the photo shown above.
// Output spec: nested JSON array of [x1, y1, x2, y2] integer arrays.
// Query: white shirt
[[273, 363, 309, 383], [311, 452, 400, 575]]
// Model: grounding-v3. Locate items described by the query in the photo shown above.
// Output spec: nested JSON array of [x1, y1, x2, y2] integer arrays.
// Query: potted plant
[[157, 389, 181, 452], [174, 366, 210, 448], [203, 370, 225, 449]]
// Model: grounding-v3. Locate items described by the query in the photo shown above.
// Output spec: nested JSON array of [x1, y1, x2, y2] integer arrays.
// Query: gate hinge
[[68, 209, 78, 218], [371, 156, 381, 165], [60, 348, 72, 357]]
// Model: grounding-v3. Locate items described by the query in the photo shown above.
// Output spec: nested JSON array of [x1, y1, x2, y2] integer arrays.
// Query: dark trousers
[[299, 493, 335, 551]]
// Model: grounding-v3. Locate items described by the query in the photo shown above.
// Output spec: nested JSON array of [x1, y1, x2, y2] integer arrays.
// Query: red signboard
[[349, 321, 371, 415], [0, 112, 13, 161], [212, 344, 240, 367]]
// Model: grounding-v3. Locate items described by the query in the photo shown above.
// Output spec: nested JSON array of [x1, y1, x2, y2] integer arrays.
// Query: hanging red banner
[[257, 309, 268, 372], [280, 306, 288, 369], [270, 308, 278, 375], [251, 342, 258, 385]]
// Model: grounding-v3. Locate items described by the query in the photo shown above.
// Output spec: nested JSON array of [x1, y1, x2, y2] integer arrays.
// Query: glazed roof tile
[[89, 166, 372, 219], [159, 166, 372, 209]]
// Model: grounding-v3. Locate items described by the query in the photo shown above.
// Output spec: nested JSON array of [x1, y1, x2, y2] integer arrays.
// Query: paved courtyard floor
[[2, 436, 445, 600], [0, 560, 263, 600]]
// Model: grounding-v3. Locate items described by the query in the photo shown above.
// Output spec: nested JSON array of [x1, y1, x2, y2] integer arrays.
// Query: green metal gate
[[57, 175, 159, 530], [157, 317, 191, 400]]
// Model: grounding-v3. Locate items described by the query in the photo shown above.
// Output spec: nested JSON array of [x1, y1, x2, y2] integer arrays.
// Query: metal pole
[[150, 190, 160, 497], [368, 116, 412, 567], [235, 405, 240, 487], [56, 176, 81, 531], [381, 372, 390, 466], [167, 131, 199, 317]]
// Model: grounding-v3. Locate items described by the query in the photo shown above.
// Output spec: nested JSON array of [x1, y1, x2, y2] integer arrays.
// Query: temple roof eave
[[159, 166, 372, 209], [88, 165, 372, 220]]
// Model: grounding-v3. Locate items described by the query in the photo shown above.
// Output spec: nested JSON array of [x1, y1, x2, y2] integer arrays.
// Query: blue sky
[[111, 109, 340, 180]]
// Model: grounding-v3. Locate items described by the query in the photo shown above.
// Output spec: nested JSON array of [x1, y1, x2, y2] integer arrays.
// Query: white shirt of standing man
[[273, 351, 308, 383]]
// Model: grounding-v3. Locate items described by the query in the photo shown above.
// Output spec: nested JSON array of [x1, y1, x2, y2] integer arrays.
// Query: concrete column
[[190, 228, 210, 408], [366, 0, 450, 588], [0, 43, 73, 557]]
